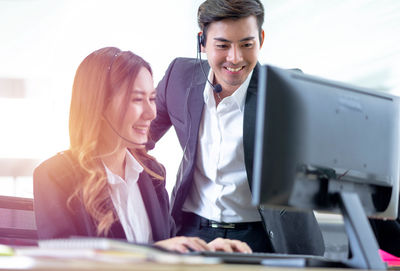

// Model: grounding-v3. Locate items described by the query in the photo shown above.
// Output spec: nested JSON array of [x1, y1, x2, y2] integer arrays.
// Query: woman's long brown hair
[[68, 47, 164, 236]]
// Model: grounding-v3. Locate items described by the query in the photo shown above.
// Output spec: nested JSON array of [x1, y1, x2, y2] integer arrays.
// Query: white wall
[[0, 0, 399, 196]]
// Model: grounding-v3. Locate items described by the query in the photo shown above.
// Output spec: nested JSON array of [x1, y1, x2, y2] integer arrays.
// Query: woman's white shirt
[[104, 150, 153, 243]]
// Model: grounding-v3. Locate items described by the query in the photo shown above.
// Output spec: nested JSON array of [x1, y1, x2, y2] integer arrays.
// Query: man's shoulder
[[173, 57, 197, 64], [167, 57, 200, 71], [162, 57, 205, 84]]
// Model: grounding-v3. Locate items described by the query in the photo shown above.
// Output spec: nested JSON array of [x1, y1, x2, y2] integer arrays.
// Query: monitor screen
[[251, 65, 400, 269], [252, 64, 399, 219]]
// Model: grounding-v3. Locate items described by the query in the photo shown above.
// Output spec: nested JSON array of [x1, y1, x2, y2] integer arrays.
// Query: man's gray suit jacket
[[150, 57, 325, 255]]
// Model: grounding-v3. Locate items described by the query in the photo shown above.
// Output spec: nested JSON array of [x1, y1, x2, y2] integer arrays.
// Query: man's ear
[[259, 29, 265, 48]]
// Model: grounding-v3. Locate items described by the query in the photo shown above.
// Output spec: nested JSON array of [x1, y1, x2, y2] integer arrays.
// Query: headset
[[197, 33, 222, 94]]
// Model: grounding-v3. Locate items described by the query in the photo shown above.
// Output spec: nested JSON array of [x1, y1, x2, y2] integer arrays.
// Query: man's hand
[[154, 236, 252, 254], [208, 237, 252, 253]]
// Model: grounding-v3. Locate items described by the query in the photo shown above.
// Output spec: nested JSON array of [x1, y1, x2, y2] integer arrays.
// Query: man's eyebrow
[[213, 36, 256, 43], [240, 36, 256, 42], [214, 37, 230, 42]]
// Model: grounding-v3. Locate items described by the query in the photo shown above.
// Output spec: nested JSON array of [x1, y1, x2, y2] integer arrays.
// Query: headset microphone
[[213, 82, 222, 93], [102, 114, 148, 147], [197, 33, 223, 94]]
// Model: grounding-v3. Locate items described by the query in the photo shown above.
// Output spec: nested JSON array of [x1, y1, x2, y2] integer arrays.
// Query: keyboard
[[187, 251, 346, 267]]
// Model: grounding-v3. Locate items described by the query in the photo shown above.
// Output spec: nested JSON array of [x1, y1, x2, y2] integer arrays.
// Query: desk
[[0, 256, 339, 271], [1, 256, 398, 271]]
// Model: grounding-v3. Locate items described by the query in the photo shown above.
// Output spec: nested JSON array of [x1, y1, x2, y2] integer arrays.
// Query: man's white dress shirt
[[182, 70, 261, 223]]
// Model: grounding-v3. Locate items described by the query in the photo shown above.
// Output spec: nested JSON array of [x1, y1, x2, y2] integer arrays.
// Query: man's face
[[202, 15, 264, 94]]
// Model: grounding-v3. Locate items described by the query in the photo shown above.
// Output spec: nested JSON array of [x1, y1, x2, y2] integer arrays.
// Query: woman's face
[[104, 67, 156, 148]]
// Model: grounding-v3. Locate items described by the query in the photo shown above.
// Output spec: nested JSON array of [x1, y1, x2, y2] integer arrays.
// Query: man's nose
[[227, 45, 243, 64]]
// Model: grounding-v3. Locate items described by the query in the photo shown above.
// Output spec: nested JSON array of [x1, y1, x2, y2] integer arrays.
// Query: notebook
[[37, 237, 220, 264]]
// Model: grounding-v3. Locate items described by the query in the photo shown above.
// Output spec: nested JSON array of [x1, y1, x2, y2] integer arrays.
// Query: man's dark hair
[[198, 0, 264, 43]]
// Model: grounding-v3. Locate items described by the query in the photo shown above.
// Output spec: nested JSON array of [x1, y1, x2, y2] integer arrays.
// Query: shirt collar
[[125, 149, 144, 180], [203, 69, 253, 112], [104, 149, 144, 185]]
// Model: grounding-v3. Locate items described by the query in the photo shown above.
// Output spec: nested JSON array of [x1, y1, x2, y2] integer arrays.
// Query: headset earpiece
[[200, 34, 205, 47], [197, 33, 205, 53]]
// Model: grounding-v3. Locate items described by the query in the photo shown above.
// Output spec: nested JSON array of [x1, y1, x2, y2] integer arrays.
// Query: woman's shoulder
[[35, 150, 72, 173], [34, 150, 80, 186], [144, 158, 165, 177]]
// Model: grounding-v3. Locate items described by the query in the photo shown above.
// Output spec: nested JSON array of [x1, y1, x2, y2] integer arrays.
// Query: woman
[[33, 47, 250, 253]]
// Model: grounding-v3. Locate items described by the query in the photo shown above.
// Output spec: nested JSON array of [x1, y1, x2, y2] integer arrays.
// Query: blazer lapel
[[185, 66, 206, 161], [171, 60, 206, 211], [243, 63, 260, 190], [108, 219, 126, 239], [137, 173, 169, 242]]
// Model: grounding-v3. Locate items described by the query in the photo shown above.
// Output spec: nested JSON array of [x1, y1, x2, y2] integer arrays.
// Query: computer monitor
[[252, 65, 400, 269]]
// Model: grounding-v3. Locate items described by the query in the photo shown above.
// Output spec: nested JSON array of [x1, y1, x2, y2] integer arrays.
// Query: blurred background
[[0, 0, 399, 198]]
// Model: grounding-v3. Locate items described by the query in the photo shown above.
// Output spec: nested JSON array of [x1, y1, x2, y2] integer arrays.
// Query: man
[[150, 0, 324, 254]]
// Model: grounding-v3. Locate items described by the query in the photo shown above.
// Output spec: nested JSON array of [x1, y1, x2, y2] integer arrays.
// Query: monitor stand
[[336, 191, 386, 270]]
